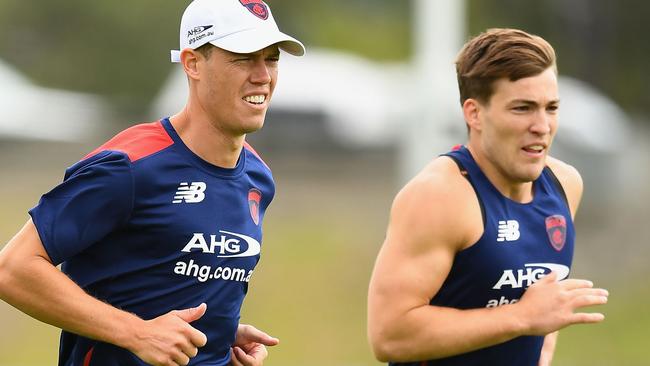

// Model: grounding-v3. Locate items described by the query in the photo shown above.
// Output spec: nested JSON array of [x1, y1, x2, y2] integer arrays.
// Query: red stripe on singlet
[[83, 346, 94, 366]]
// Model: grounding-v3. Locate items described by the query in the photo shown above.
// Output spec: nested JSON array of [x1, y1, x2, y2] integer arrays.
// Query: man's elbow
[[368, 325, 411, 362], [0, 251, 10, 299], [0, 246, 25, 300], [370, 339, 400, 363]]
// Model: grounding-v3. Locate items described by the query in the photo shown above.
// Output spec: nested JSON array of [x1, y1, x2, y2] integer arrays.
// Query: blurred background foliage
[[0, 0, 648, 120], [0, 0, 412, 114], [1, 1, 649, 365]]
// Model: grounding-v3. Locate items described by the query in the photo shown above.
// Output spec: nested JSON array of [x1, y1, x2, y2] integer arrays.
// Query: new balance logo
[[497, 220, 520, 242], [173, 182, 206, 204]]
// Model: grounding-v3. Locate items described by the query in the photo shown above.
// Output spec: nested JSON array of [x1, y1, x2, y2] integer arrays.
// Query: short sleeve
[[29, 151, 134, 265]]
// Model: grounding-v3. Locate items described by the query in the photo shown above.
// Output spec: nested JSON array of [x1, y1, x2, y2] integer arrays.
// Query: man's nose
[[530, 110, 553, 135], [250, 59, 272, 84]]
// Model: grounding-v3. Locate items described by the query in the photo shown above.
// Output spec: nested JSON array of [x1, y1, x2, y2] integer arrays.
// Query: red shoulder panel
[[84, 121, 174, 162], [243, 141, 269, 170]]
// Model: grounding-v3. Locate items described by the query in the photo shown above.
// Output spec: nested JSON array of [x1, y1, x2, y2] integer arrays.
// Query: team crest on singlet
[[239, 0, 269, 20], [545, 215, 567, 251], [248, 188, 262, 225]]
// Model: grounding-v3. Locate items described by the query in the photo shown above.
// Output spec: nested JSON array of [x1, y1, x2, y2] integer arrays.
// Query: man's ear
[[463, 98, 483, 132], [181, 49, 201, 81]]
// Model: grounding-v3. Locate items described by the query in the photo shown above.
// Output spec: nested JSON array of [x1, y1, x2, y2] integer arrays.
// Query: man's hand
[[229, 324, 279, 366], [516, 272, 609, 336], [129, 303, 208, 366]]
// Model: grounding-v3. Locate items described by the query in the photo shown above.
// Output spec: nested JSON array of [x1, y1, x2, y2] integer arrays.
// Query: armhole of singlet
[[544, 166, 570, 209], [445, 155, 487, 227]]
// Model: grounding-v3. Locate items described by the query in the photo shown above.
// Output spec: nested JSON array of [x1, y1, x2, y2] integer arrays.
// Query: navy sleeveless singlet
[[390, 146, 575, 366]]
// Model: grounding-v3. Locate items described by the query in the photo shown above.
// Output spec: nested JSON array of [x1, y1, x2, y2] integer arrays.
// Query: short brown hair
[[455, 28, 556, 105], [195, 43, 216, 60]]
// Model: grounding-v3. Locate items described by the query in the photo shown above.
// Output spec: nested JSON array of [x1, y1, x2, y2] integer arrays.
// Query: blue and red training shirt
[[29, 118, 275, 366]]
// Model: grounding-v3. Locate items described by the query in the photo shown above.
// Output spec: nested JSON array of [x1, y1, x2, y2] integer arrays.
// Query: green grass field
[[1, 145, 648, 365], [554, 283, 650, 365]]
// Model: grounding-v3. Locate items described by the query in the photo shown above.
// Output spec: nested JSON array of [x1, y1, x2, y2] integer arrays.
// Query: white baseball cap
[[171, 0, 305, 62]]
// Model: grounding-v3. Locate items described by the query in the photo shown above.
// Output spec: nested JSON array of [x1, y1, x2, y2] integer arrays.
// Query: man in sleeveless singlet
[[368, 28, 608, 365], [0, 1, 304, 365]]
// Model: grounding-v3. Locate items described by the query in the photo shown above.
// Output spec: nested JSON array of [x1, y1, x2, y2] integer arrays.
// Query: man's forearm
[[370, 271, 606, 362], [0, 223, 143, 350], [371, 302, 527, 362]]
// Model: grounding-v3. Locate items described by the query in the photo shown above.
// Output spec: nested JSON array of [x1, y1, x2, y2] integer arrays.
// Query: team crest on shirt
[[239, 0, 269, 20], [248, 188, 262, 225], [545, 215, 567, 251]]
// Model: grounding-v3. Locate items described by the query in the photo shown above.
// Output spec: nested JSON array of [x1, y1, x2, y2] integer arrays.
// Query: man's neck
[[169, 109, 245, 169], [466, 144, 535, 203]]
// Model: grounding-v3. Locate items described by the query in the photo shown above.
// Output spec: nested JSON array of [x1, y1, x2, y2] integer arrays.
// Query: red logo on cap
[[239, 0, 269, 20]]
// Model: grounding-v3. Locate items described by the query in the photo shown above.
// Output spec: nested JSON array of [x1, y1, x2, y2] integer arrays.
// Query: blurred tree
[[0, 0, 647, 120], [467, 0, 650, 119], [0, 0, 186, 110], [271, 0, 411, 61], [0, 0, 409, 115]]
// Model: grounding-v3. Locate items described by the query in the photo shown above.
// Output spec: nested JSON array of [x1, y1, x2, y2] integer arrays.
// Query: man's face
[[197, 45, 279, 136], [475, 67, 559, 184]]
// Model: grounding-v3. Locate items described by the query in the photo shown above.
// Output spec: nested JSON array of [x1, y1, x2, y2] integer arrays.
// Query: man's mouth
[[243, 95, 266, 105], [522, 144, 546, 154], [523, 145, 543, 152]]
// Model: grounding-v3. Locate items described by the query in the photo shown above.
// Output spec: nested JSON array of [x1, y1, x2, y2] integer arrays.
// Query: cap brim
[[170, 29, 305, 63], [211, 28, 305, 56]]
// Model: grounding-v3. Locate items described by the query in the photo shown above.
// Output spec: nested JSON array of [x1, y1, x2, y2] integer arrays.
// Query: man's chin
[[517, 167, 545, 183], [239, 121, 265, 135]]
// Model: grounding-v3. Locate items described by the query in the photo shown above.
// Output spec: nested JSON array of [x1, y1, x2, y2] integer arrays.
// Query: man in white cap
[[0, 1, 304, 365]]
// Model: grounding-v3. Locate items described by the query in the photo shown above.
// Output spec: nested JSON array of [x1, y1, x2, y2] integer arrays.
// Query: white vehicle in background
[[0, 59, 107, 142]]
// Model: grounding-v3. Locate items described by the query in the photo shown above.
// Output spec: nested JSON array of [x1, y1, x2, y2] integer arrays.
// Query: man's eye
[[513, 106, 529, 112]]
